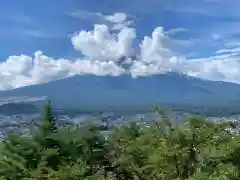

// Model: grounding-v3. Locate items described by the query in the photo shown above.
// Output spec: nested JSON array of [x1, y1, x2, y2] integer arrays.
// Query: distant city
[[0, 106, 239, 139]]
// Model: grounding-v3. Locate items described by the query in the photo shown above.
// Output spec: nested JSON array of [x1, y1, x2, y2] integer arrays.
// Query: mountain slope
[[0, 73, 239, 109]]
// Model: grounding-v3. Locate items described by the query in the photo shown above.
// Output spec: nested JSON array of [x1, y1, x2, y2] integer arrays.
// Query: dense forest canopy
[[0, 103, 239, 179]]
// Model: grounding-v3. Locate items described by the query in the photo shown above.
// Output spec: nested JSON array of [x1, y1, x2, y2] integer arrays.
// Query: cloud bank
[[0, 12, 240, 91]]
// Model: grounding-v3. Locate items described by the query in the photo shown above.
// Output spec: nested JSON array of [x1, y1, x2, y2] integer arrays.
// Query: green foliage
[[41, 101, 58, 136], [0, 104, 239, 179]]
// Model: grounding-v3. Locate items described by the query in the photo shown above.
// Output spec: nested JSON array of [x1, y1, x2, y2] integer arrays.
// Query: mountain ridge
[[0, 73, 239, 109]]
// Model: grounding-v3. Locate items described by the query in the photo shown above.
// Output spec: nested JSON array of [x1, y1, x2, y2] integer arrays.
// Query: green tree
[[40, 100, 58, 136]]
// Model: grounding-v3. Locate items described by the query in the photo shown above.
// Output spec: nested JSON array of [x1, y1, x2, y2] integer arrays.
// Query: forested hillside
[[0, 103, 239, 179]]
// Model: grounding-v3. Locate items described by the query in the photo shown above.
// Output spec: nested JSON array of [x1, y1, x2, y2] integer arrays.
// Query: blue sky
[[0, 0, 240, 90], [1, 0, 239, 59]]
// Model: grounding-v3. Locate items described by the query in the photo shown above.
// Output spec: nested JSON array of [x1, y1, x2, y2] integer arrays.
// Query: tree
[[40, 100, 58, 136], [0, 104, 239, 180]]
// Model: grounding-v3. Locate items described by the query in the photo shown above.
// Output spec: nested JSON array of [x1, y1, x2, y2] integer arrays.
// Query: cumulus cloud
[[0, 51, 124, 90], [104, 12, 134, 30], [1, 12, 240, 91], [71, 24, 136, 61]]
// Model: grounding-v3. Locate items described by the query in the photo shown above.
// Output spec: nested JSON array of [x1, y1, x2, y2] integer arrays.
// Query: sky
[[1, 0, 240, 91]]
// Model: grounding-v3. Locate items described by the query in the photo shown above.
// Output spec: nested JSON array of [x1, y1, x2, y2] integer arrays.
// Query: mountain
[[0, 73, 239, 109]]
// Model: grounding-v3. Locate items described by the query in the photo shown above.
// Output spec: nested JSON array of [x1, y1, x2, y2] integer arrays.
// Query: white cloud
[[104, 12, 134, 30], [111, 20, 135, 30], [167, 28, 187, 35], [71, 24, 136, 61], [1, 12, 240, 91], [216, 48, 240, 54], [69, 11, 134, 30], [186, 54, 240, 83], [68, 10, 102, 20], [0, 51, 124, 90], [104, 12, 127, 24]]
